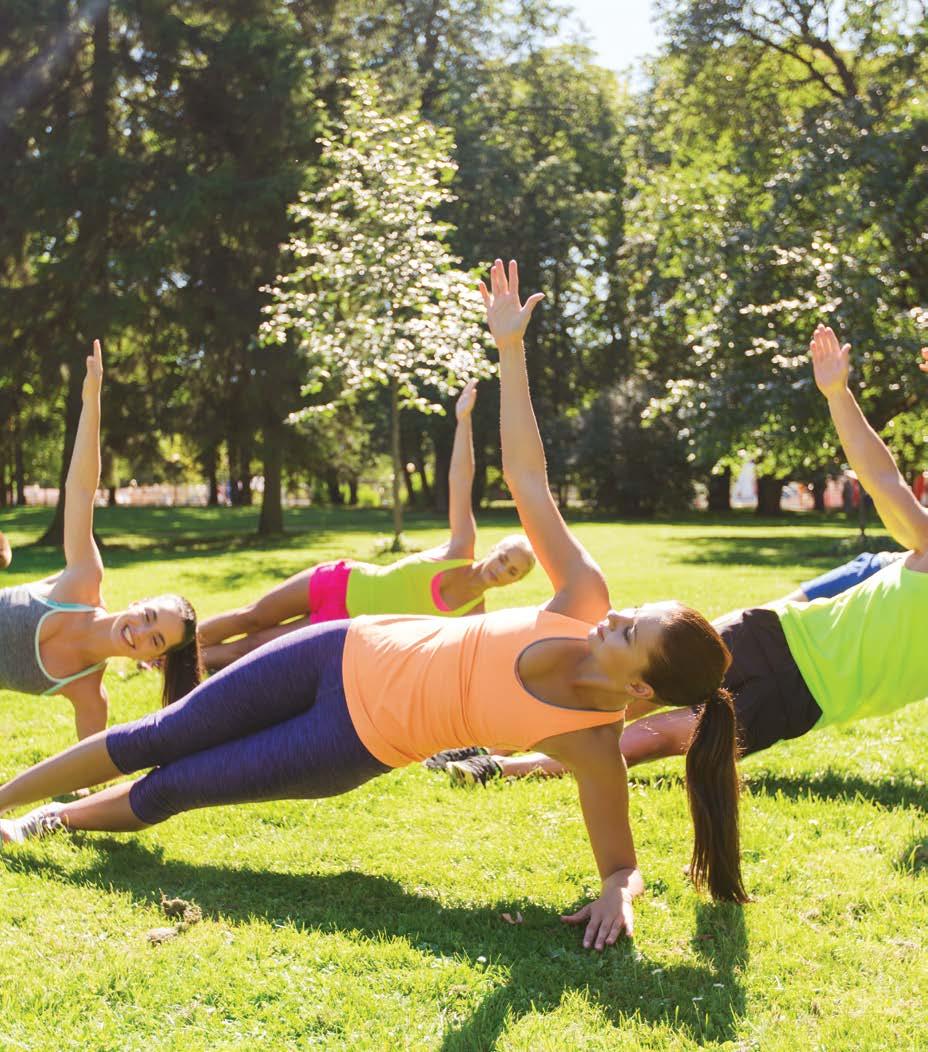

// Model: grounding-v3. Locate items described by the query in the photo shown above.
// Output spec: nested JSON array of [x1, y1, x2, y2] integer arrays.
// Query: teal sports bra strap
[[35, 594, 107, 697]]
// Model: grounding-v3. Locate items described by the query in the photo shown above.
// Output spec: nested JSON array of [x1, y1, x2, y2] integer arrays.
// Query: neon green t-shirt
[[345, 558, 483, 618], [777, 558, 928, 727]]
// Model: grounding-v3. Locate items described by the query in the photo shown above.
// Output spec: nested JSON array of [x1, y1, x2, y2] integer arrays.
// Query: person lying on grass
[[0, 341, 204, 740], [198, 379, 535, 672], [0, 261, 747, 955], [433, 330, 928, 788]]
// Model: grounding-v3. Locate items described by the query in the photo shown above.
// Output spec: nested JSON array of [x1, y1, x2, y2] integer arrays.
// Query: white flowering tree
[[262, 78, 491, 548]]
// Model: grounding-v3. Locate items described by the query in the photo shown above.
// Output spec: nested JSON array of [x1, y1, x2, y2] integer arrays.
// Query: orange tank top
[[341, 607, 624, 768]]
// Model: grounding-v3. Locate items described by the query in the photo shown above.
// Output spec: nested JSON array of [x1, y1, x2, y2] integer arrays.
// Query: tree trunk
[[257, 423, 284, 535], [812, 479, 826, 513], [38, 364, 83, 545], [324, 466, 344, 505], [474, 446, 488, 509], [431, 437, 450, 515], [401, 457, 417, 508], [755, 475, 785, 516], [390, 378, 403, 549], [13, 428, 26, 506], [347, 475, 359, 506], [707, 467, 731, 512], [205, 445, 219, 506], [410, 427, 432, 505], [239, 440, 254, 506]]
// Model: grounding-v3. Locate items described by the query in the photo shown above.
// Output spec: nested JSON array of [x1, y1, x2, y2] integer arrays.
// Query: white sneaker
[[0, 804, 65, 845]]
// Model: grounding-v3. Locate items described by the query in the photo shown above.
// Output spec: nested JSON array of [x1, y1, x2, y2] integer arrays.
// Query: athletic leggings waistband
[[106, 620, 389, 825]]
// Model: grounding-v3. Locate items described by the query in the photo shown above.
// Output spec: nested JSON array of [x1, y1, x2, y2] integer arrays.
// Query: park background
[[1, 2, 927, 1050]]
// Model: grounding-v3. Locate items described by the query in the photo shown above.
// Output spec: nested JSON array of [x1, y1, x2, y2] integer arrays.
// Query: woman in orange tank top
[[0, 262, 745, 949]]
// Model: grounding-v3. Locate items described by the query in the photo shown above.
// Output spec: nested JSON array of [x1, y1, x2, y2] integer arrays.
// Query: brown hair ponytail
[[685, 686, 747, 902], [159, 595, 204, 707], [643, 604, 747, 903]]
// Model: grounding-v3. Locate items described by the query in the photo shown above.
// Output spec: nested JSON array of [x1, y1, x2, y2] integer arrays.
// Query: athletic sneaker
[[447, 755, 502, 787], [0, 803, 65, 845], [422, 746, 488, 771]]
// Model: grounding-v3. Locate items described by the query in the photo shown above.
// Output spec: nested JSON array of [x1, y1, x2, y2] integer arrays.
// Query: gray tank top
[[0, 585, 106, 696]]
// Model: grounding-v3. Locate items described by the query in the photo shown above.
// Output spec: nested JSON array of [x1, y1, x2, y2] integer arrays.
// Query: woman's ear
[[626, 680, 655, 701]]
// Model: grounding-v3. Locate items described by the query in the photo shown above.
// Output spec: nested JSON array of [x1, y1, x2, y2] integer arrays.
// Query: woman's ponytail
[[159, 595, 204, 707], [685, 686, 747, 903]]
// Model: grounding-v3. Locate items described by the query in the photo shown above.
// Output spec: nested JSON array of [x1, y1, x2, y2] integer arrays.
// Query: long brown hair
[[160, 595, 204, 707], [643, 605, 748, 903]]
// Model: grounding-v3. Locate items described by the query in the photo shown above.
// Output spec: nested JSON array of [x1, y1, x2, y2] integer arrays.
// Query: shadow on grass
[[742, 769, 928, 813], [5, 839, 749, 1047], [664, 531, 897, 571]]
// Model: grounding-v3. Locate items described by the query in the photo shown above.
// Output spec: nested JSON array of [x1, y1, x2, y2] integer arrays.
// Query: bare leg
[[493, 708, 699, 780], [496, 752, 566, 778], [0, 731, 121, 815], [202, 616, 313, 671], [197, 568, 315, 647], [781, 587, 809, 603], [59, 781, 148, 832]]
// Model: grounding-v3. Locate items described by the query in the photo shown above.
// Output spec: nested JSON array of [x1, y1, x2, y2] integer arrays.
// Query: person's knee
[[128, 777, 176, 826]]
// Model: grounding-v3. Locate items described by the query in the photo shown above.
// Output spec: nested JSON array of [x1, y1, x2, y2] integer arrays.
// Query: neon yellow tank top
[[345, 558, 483, 617], [777, 558, 928, 727]]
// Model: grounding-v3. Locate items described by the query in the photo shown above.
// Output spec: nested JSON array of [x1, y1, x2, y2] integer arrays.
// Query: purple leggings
[[106, 621, 389, 825]]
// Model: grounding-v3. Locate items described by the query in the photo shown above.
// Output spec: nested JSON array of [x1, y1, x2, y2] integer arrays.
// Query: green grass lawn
[[1, 506, 925, 1051]]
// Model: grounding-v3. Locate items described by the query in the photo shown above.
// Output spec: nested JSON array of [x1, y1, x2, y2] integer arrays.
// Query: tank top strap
[[32, 592, 107, 697]]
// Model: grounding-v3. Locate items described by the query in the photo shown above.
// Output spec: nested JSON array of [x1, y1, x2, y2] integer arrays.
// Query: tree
[[263, 77, 491, 548]]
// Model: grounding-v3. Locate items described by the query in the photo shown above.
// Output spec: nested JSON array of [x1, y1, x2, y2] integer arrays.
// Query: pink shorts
[[307, 559, 353, 623]]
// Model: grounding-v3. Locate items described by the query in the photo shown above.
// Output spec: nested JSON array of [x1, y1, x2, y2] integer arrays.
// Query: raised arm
[[63, 341, 104, 581], [810, 325, 928, 554], [445, 379, 478, 558], [479, 259, 609, 621]]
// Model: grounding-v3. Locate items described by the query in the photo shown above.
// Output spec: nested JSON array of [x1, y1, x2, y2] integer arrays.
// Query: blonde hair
[[489, 534, 536, 573]]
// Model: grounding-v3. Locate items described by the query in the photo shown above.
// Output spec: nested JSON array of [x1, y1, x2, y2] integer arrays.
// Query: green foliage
[[577, 381, 696, 517], [263, 76, 491, 414]]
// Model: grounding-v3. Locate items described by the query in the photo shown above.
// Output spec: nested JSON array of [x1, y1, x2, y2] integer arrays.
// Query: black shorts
[[711, 607, 822, 756]]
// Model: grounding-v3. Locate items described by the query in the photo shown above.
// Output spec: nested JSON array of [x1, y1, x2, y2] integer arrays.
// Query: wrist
[[824, 385, 852, 406], [494, 335, 524, 354], [602, 867, 642, 899]]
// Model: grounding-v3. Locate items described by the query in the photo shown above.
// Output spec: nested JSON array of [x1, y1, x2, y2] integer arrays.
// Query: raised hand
[[478, 259, 543, 349], [919, 348, 928, 374], [455, 378, 478, 421], [83, 339, 103, 401], [809, 323, 850, 398]]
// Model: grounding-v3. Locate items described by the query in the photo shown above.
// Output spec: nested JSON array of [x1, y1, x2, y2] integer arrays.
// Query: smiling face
[[111, 596, 189, 661], [587, 601, 684, 698], [479, 535, 535, 590]]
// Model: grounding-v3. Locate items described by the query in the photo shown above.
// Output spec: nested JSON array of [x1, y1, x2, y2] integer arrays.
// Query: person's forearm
[[497, 337, 547, 487], [826, 387, 926, 548], [448, 414, 476, 532], [66, 390, 102, 495], [826, 388, 904, 489]]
